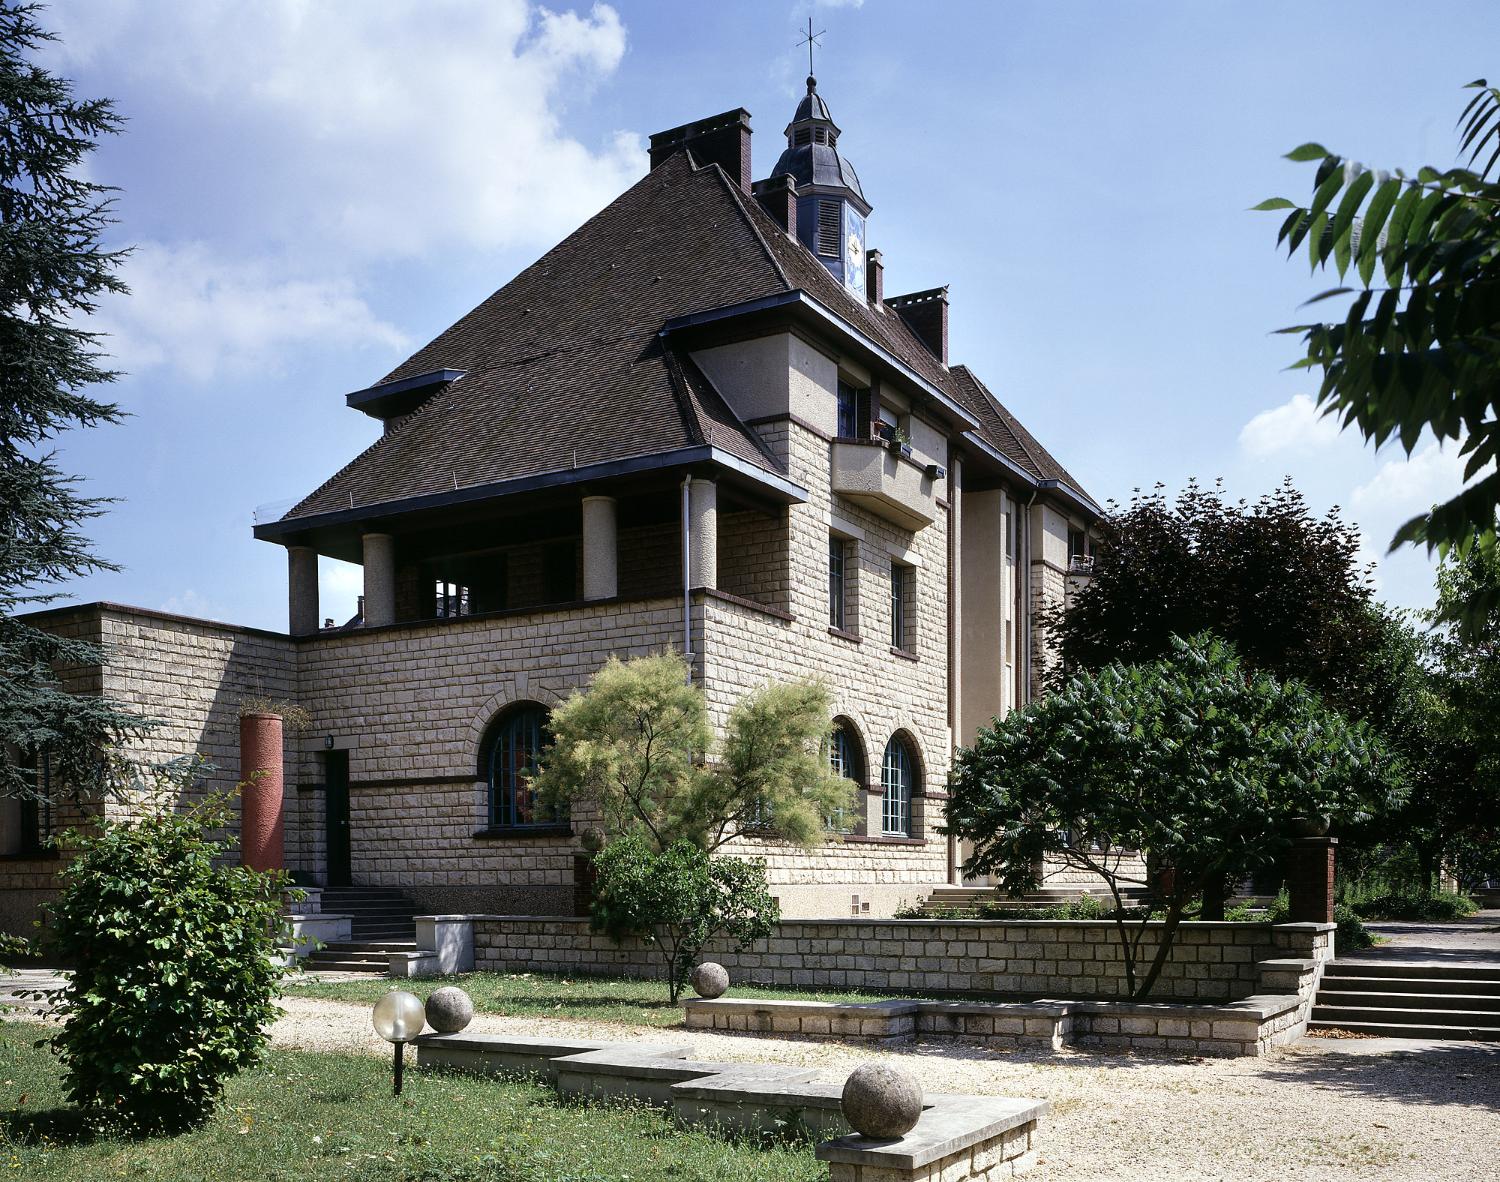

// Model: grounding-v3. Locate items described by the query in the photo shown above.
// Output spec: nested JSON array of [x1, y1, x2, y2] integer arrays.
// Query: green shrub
[[590, 832, 778, 1002], [1262, 889, 1291, 924], [39, 762, 293, 1132], [1335, 903, 1375, 949], [1349, 890, 1479, 921], [0, 931, 34, 969]]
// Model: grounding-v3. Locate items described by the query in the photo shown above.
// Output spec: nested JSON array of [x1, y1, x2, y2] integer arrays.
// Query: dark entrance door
[[325, 750, 351, 887]]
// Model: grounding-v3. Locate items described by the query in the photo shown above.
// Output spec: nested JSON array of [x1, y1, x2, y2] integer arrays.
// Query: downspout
[[945, 448, 961, 886], [1021, 488, 1039, 705], [681, 475, 693, 685]]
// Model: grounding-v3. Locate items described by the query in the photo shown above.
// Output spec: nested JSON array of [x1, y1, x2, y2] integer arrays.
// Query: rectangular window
[[434, 579, 470, 618], [890, 560, 908, 651], [829, 536, 846, 630], [836, 380, 868, 439], [17, 753, 53, 856], [1005, 506, 1017, 562]]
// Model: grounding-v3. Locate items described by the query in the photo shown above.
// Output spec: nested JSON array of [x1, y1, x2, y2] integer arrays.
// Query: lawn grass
[[0, 1023, 824, 1181], [283, 970, 897, 1027]]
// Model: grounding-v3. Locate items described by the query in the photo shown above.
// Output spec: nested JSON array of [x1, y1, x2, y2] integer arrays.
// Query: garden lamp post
[[371, 989, 426, 1096]]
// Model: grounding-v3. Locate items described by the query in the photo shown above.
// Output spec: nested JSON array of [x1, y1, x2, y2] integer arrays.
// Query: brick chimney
[[751, 173, 798, 234], [648, 108, 753, 195], [888, 286, 949, 365], [865, 248, 884, 306]]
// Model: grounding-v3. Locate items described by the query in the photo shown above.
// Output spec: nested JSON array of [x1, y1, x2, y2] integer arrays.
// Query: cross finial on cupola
[[797, 16, 825, 81]]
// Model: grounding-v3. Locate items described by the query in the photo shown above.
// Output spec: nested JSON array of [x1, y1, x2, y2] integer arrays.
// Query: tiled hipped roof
[[282, 150, 1091, 522]]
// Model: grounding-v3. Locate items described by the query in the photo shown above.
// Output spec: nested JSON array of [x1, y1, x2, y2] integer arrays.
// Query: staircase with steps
[[918, 883, 1152, 914], [1310, 960, 1500, 1041], [302, 887, 419, 973]]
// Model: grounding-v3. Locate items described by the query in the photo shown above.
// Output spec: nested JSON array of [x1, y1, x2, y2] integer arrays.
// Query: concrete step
[[1319, 973, 1500, 996], [302, 958, 389, 973], [1327, 961, 1500, 983], [320, 941, 417, 954], [1316, 990, 1500, 1012], [1308, 1019, 1500, 1041], [1312, 1004, 1500, 1029]]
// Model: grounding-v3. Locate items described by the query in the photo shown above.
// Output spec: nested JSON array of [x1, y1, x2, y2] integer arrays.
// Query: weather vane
[[797, 16, 825, 79]]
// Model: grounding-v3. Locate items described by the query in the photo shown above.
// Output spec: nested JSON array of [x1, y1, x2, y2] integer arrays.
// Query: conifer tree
[[0, 2, 148, 803]]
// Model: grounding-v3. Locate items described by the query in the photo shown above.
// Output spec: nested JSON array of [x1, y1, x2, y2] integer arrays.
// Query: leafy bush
[[1349, 891, 1479, 921], [1262, 890, 1291, 924], [1335, 904, 1375, 950], [39, 762, 293, 1132], [590, 832, 778, 1002], [0, 931, 34, 969]]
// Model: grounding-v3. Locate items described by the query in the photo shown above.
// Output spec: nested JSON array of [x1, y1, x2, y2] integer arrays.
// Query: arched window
[[485, 703, 554, 828], [881, 734, 918, 837], [826, 717, 865, 834]]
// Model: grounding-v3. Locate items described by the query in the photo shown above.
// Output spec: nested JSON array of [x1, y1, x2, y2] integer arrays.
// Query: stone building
[[2, 80, 1099, 933]]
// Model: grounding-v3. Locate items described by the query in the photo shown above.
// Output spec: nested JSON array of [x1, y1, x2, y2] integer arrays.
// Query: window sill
[[828, 626, 861, 644], [0, 848, 60, 862], [842, 834, 927, 846], [889, 646, 919, 662], [472, 824, 573, 841]]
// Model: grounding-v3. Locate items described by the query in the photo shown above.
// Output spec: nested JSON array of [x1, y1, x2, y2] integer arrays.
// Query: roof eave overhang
[[661, 290, 980, 433], [253, 445, 807, 544], [345, 368, 466, 420], [1038, 477, 1104, 519]]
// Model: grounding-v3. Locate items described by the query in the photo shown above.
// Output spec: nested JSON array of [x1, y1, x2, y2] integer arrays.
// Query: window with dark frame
[[486, 704, 559, 829], [881, 735, 914, 837], [829, 535, 846, 630], [890, 560, 909, 650], [825, 720, 863, 835], [836, 380, 868, 439], [434, 579, 470, 618], [543, 541, 577, 603]]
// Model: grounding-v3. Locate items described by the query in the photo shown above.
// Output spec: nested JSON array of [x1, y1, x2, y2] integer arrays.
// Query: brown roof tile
[[281, 146, 1092, 522]]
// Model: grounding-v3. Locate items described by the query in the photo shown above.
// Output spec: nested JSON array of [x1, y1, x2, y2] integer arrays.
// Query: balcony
[[830, 439, 939, 531]]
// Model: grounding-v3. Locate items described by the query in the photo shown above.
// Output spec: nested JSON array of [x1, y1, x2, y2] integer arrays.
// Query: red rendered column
[[239, 712, 285, 872], [1287, 837, 1337, 924]]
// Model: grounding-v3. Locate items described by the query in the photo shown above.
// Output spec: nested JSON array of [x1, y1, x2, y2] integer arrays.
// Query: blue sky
[[37, 0, 1499, 630]]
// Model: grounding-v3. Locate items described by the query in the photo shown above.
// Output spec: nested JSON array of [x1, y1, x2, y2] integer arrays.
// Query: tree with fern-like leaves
[[0, 1, 149, 810]]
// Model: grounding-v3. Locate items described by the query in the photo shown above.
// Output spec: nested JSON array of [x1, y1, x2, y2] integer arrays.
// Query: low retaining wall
[[684, 992, 1309, 1057], [414, 1031, 1046, 1181], [462, 915, 1334, 1003]]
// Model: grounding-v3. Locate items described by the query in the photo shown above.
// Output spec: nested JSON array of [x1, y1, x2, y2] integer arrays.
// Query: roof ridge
[[703, 156, 793, 290], [952, 363, 1046, 475]]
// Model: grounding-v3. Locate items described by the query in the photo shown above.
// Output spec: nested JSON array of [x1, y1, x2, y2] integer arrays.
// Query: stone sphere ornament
[[425, 986, 475, 1033], [841, 1062, 924, 1139], [690, 961, 730, 999], [580, 826, 608, 854]]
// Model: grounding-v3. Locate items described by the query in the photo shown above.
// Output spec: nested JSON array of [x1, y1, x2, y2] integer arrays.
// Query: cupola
[[769, 76, 871, 297]]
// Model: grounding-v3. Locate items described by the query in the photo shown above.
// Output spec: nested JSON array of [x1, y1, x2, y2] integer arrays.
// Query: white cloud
[[160, 588, 222, 620], [92, 242, 408, 382], [1237, 393, 1342, 459], [51, 1, 642, 259], [1351, 441, 1469, 516]]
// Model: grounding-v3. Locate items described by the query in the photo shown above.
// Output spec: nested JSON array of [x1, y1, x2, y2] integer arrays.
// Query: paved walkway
[[1341, 909, 1500, 966]]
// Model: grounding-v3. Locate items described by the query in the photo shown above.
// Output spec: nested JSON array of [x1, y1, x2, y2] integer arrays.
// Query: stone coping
[[816, 1097, 1047, 1171], [454, 913, 1333, 931], [686, 993, 1303, 1023]]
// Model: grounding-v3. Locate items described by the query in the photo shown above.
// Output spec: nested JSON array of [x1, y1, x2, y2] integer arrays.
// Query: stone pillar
[[1287, 837, 1337, 924], [287, 545, 319, 636], [362, 531, 395, 627], [581, 495, 618, 600], [688, 478, 717, 589], [239, 712, 285, 872]]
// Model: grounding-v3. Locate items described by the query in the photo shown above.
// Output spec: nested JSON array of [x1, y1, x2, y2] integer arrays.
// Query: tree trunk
[[1201, 878, 1227, 922], [1132, 902, 1186, 1000]]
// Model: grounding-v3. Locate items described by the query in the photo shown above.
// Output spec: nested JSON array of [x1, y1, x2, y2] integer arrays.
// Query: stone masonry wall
[[0, 604, 297, 934], [469, 916, 1322, 1002]]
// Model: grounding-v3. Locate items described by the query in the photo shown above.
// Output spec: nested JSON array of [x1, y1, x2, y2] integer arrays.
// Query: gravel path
[[271, 994, 1500, 1182], [1344, 909, 1500, 965]]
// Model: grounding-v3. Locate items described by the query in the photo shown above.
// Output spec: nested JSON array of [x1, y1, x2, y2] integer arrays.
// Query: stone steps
[[1309, 959, 1500, 1041]]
